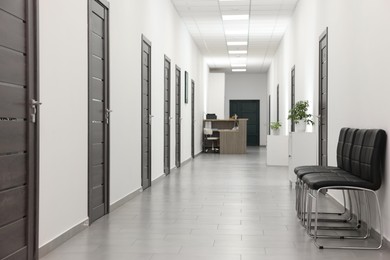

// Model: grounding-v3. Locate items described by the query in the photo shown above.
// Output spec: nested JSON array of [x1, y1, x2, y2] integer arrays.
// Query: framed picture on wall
[[184, 71, 188, 103]]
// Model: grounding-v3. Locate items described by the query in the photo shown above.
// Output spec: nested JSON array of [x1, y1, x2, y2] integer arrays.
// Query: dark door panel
[[319, 28, 328, 166], [88, 0, 110, 224], [191, 80, 195, 158], [0, 154, 27, 191], [291, 66, 295, 132], [175, 66, 181, 167], [0, 48, 26, 86], [230, 100, 260, 146], [0, 84, 27, 118], [0, 11, 25, 52], [0, 0, 26, 20], [164, 56, 171, 174], [0, 1, 38, 259], [141, 36, 152, 189]]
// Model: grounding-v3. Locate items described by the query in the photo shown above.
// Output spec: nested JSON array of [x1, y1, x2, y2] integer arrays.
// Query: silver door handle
[[31, 99, 42, 106], [105, 109, 112, 124], [30, 99, 42, 123], [169, 116, 173, 120]]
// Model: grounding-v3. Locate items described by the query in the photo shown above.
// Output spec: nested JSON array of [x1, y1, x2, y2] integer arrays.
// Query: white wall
[[39, 0, 88, 246], [207, 73, 225, 119], [225, 73, 268, 146], [38, 0, 207, 248], [109, 0, 207, 205], [268, 0, 390, 241]]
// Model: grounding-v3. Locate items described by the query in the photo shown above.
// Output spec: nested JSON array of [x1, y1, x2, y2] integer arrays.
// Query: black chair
[[295, 128, 356, 222], [303, 129, 386, 249]]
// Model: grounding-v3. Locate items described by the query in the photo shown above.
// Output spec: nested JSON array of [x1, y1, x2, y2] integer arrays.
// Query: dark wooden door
[[291, 66, 295, 132], [230, 100, 260, 146], [0, 0, 38, 259], [164, 56, 171, 175], [191, 80, 195, 158], [141, 36, 152, 189], [319, 28, 328, 166], [175, 66, 181, 168], [88, 0, 110, 224]]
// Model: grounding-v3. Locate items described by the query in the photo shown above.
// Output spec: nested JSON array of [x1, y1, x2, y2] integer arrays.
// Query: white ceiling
[[171, 0, 299, 73]]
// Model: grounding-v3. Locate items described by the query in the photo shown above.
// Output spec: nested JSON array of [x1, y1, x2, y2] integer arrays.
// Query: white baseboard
[[39, 218, 89, 258]]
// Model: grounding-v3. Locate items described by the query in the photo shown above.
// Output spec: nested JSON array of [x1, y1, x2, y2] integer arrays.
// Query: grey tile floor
[[41, 147, 390, 260]]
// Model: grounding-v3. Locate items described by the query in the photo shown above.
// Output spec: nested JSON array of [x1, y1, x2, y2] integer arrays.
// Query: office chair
[[204, 128, 219, 153]]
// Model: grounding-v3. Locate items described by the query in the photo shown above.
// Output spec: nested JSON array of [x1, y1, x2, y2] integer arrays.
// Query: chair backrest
[[336, 128, 349, 168], [340, 128, 358, 172], [358, 129, 387, 190], [350, 129, 367, 176], [204, 128, 213, 136]]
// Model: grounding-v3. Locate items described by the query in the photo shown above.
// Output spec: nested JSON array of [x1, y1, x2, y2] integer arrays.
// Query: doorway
[[141, 35, 152, 189], [230, 100, 260, 146], [88, 0, 110, 224], [164, 56, 171, 175], [319, 28, 328, 166], [0, 0, 39, 259], [175, 66, 181, 168]]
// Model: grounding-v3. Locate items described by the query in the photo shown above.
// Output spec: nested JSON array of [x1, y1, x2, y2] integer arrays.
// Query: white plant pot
[[295, 120, 306, 132], [272, 129, 280, 135]]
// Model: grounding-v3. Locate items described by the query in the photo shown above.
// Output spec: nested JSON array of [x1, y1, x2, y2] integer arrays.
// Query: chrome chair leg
[[310, 187, 383, 250]]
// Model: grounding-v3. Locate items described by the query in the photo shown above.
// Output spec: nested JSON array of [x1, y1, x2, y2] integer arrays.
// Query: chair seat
[[294, 166, 342, 179], [302, 171, 378, 191]]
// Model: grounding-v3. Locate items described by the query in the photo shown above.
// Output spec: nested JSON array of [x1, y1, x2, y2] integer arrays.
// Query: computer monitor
[[206, 113, 217, 119]]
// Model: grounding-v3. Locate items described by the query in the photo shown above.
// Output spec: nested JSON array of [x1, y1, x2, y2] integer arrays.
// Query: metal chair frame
[[306, 186, 382, 250]]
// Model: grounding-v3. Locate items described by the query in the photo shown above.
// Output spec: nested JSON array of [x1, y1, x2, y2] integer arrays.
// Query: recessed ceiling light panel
[[231, 64, 247, 67], [222, 15, 249, 21], [227, 41, 248, 46], [229, 50, 247, 54], [232, 69, 247, 72]]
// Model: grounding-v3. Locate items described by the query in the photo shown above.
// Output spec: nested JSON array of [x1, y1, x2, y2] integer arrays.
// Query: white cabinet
[[288, 132, 317, 184], [266, 135, 289, 166]]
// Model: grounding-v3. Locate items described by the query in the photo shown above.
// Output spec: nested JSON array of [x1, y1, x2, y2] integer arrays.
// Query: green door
[[230, 100, 260, 146]]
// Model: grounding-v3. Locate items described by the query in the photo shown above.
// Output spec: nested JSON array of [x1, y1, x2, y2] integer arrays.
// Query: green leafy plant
[[288, 100, 315, 125], [270, 121, 282, 130]]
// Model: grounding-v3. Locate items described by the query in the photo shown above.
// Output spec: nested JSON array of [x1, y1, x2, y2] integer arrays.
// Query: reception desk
[[203, 119, 247, 154]]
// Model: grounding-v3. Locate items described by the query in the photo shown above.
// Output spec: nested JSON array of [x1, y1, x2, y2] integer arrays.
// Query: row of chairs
[[294, 128, 387, 249]]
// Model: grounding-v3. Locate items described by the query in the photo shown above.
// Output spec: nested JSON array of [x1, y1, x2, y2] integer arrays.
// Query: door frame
[[191, 79, 195, 158], [318, 27, 328, 166], [88, 0, 110, 222], [175, 65, 181, 168], [291, 66, 295, 132], [164, 55, 171, 175], [141, 35, 152, 189], [28, 0, 39, 258]]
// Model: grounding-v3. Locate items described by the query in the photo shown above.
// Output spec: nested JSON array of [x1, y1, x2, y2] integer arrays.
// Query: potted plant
[[270, 121, 282, 135], [288, 100, 314, 132]]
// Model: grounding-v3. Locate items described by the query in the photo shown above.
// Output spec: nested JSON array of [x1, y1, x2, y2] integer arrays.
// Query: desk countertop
[[204, 119, 248, 122], [217, 129, 239, 132]]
